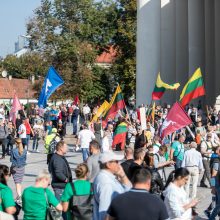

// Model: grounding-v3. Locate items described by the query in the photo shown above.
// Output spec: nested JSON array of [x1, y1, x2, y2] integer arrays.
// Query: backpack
[[70, 182, 93, 220], [48, 136, 60, 154]]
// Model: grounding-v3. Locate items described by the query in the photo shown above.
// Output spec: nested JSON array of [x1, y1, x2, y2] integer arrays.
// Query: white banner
[[139, 107, 147, 130]]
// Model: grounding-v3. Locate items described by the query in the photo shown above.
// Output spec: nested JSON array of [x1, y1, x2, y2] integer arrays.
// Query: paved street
[[0, 125, 212, 219]]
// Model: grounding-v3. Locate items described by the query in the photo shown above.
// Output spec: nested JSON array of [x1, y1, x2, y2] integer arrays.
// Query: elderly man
[[181, 142, 203, 199], [93, 151, 131, 220]]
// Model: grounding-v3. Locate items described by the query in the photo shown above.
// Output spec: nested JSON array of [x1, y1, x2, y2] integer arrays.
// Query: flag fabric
[[38, 66, 64, 108], [9, 94, 22, 126], [103, 85, 125, 121], [180, 68, 205, 107], [151, 102, 156, 122], [90, 101, 109, 124], [112, 122, 128, 150], [152, 73, 180, 100], [73, 95, 80, 106], [160, 102, 192, 139]]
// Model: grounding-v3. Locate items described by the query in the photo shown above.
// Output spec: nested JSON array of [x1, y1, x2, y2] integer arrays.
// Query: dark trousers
[[52, 120, 57, 128], [201, 159, 211, 186], [6, 142, 13, 155], [0, 138, 7, 157]]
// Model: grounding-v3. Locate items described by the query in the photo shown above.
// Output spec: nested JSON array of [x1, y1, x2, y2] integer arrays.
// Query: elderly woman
[[22, 170, 62, 220]]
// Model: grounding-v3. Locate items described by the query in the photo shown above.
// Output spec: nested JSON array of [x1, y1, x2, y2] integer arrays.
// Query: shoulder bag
[[44, 190, 62, 220]]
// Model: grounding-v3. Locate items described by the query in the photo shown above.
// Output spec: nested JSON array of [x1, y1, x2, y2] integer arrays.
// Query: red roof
[[96, 46, 117, 64], [0, 78, 36, 99]]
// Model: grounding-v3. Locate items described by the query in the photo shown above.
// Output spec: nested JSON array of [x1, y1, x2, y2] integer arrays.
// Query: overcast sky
[[0, 0, 41, 57]]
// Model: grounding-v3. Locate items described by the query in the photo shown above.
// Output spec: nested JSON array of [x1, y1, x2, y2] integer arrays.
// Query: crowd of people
[[0, 101, 220, 219]]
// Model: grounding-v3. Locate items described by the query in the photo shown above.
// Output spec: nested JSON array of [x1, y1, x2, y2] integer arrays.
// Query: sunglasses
[[109, 160, 119, 164]]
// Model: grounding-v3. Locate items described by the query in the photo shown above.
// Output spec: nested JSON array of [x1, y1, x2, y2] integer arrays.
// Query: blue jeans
[[72, 119, 77, 135], [32, 134, 39, 150], [53, 188, 67, 220], [82, 148, 89, 162], [174, 158, 182, 170], [210, 187, 220, 220], [26, 134, 30, 151]]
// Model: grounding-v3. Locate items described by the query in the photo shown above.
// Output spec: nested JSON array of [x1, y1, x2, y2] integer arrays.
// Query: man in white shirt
[[82, 104, 91, 122], [77, 123, 95, 162], [18, 119, 27, 148], [181, 142, 203, 199]]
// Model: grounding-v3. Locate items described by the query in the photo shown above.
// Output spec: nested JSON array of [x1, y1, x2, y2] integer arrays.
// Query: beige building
[[136, 0, 220, 106]]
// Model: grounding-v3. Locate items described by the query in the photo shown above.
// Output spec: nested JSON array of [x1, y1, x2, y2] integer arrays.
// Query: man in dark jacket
[[49, 141, 72, 200], [72, 105, 80, 136]]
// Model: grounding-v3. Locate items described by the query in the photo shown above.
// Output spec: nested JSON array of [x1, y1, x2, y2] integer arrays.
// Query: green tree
[[111, 0, 136, 100], [26, 0, 118, 102], [0, 53, 48, 79]]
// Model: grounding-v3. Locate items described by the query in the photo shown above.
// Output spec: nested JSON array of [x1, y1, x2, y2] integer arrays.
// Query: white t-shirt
[[18, 124, 27, 138], [78, 129, 95, 148], [102, 136, 111, 152]]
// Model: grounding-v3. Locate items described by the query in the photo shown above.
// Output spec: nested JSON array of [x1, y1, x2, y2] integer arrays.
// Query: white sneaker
[[27, 151, 31, 155], [36, 150, 40, 153]]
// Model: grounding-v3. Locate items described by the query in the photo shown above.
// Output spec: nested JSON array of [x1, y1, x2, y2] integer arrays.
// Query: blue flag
[[38, 66, 64, 108]]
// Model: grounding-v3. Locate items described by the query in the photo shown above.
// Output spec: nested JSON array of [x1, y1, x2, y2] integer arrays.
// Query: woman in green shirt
[[0, 164, 16, 215], [22, 169, 62, 220], [61, 163, 93, 220]]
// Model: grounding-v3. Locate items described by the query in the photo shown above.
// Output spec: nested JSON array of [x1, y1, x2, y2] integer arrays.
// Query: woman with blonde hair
[[10, 138, 27, 204], [61, 163, 93, 220], [22, 169, 62, 220]]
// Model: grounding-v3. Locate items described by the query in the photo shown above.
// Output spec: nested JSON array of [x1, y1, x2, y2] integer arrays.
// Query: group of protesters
[[0, 101, 220, 219]]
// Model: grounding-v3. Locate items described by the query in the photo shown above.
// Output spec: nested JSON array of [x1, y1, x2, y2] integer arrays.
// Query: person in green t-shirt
[[61, 163, 93, 220], [170, 135, 186, 170], [0, 164, 16, 215], [22, 170, 62, 220]]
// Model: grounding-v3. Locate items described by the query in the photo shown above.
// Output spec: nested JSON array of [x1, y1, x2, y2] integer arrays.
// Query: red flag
[[160, 102, 192, 139], [9, 94, 22, 126], [73, 95, 80, 105]]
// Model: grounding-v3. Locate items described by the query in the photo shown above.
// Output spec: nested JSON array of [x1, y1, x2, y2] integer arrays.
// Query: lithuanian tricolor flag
[[103, 85, 125, 121], [112, 122, 127, 150], [180, 68, 205, 107], [152, 73, 180, 100], [90, 100, 109, 124]]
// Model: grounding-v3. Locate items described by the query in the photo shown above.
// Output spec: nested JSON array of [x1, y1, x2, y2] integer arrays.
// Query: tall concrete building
[[136, 0, 220, 106]]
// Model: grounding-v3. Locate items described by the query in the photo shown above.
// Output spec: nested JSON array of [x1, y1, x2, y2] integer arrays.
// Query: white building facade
[[136, 0, 220, 106]]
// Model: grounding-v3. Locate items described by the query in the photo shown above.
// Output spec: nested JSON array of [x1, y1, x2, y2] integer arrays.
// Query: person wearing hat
[[200, 133, 213, 187], [93, 151, 131, 220], [44, 128, 60, 164]]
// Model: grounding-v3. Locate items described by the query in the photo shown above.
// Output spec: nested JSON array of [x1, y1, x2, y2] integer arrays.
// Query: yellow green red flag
[[152, 73, 180, 100], [180, 68, 205, 107]]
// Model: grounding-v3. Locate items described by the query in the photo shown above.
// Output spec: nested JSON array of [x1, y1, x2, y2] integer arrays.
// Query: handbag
[[44, 190, 62, 220], [10, 165, 16, 175]]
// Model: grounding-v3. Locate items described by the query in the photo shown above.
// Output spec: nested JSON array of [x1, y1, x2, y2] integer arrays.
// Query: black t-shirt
[[107, 189, 169, 220], [121, 159, 134, 178]]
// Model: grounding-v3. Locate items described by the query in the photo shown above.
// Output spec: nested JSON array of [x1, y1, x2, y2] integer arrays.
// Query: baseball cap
[[52, 128, 57, 133], [99, 151, 124, 164]]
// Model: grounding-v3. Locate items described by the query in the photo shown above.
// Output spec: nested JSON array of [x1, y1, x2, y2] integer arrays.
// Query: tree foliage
[[111, 0, 137, 100], [0, 0, 137, 103], [25, 0, 118, 102]]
